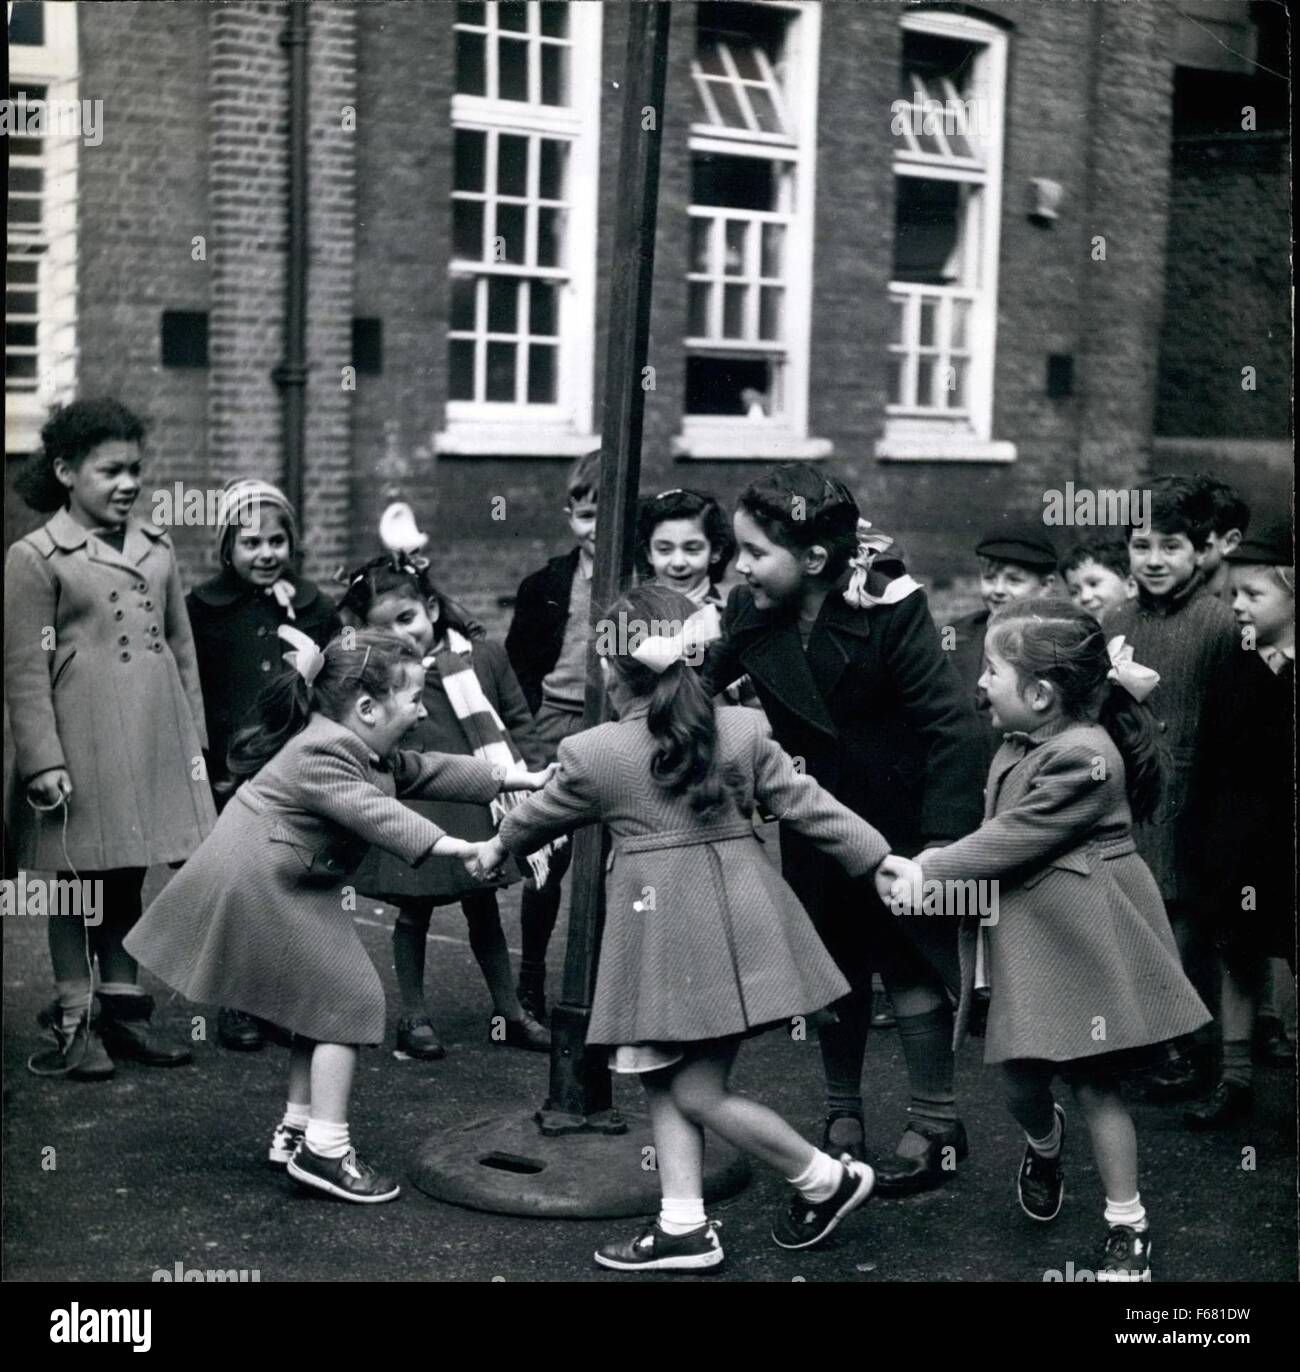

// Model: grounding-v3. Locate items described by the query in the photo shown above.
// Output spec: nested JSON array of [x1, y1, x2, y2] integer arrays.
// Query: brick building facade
[[5, 0, 1291, 637]]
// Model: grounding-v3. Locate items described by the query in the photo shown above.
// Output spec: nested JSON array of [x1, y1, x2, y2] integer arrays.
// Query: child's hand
[[499, 762, 558, 792], [472, 836, 508, 880], [26, 768, 72, 810], [875, 854, 923, 914]]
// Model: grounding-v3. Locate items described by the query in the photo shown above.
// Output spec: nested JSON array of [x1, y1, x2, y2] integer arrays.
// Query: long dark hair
[[336, 554, 480, 641], [599, 584, 741, 815], [986, 597, 1165, 821], [224, 629, 419, 787], [635, 488, 737, 584], [15, 398, 146, 512], [737, 463, 861, 583]]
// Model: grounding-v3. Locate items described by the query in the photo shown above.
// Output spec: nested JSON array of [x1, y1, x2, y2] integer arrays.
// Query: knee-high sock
[[895, 1003, 957, 1128]]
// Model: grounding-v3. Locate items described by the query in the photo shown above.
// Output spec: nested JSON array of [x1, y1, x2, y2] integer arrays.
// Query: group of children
[[3, 397, 1293, 1280]]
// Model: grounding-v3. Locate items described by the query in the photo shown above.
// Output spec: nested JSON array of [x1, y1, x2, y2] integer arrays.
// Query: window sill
[[434, 428, 601, 458], [672, 431, 833, 460], [875, 433, 1016, 463]]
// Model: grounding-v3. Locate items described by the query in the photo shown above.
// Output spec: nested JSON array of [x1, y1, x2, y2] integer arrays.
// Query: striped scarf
[[427, 629, 552, 885]]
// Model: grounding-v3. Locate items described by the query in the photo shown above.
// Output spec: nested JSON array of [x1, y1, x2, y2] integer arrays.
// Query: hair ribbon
[[843, 518, 922, 609], [278, 623, 325, 687], [1105, 636, 1160, 702], [629, 604, 722, 674]]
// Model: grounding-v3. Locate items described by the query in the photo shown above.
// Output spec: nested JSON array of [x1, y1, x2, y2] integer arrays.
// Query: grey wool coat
[[123, 715, 501, 1044], [497, 704, 891, 1046], [920, 720, 1210, 1065], [4, 509, 216, 871]]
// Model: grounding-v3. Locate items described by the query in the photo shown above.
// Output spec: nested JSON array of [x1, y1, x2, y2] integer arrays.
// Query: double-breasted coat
[[497, 704, 891, 1046], [703, 585, 984, 990], [919, 720, 1210, 1065], [3, 509, 216, 871], [123, 714, 502, 1044], [186, 566, 342, 798]]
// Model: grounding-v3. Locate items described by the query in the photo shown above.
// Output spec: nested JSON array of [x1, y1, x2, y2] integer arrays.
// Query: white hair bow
[[1106, 635, 1160, 702], [278, 623, 325, 687], [630, 604, 722, 674]]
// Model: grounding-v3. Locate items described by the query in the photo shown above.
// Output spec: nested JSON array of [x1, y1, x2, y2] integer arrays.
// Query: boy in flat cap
[[948, 523, 1058, 774]]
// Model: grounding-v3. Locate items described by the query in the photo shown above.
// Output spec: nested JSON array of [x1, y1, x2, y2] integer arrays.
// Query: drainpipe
[[275, 0, 309, 534]]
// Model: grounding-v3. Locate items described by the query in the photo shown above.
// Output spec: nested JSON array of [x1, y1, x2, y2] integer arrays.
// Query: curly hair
[[337, 554, 480, 641], [736, 463, 861, 582], [635, 487, 736, 584], [14, 398, 147, 513]]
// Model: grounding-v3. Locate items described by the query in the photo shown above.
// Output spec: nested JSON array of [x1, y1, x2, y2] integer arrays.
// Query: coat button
[[135, 582, 147, 593], [109, 591, 119, 602], [261, 660, 272, 672], [120, 650, 131, 662], [149, 625, 160, 635], [143, 599, 154, 609], [1157, 721, 1168, 733], [118, 634, 129, 646], [257, 626, 268, 637], [113, 609, 124, 621], [150, 642, 163, 653]]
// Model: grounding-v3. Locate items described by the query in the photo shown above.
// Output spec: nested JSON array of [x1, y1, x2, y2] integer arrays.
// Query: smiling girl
[[5, 399, 215, 1080], [636, 489, 736, 608]]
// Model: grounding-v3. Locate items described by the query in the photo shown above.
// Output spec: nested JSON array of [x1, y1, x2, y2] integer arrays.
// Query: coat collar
[[727, 587, 872, 739], [302, 711, 382, 767], [44, 506, 168, 572], [190, 564, 321, 612]]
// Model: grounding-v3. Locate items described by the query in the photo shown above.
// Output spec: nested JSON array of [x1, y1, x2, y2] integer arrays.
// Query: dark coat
[[505, 548, 581, 714], [4, 509, 215, 870], [948, 607, 1002, 778], [186, 567, 342, 796], [498, 704, 889, 1044], [921, 721, 1210, 1064], [353, 638, 546, 904], [123, 715, 502, 1044]]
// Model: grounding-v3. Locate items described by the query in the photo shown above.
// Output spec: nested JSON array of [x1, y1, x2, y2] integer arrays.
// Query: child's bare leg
[[642, 1067, 706, 1230], [309, 1042, 358, 1125], [1071, 1077, 1139, 1207]]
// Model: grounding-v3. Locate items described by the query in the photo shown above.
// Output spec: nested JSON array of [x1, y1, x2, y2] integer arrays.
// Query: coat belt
[[615, 821, 758, 854]]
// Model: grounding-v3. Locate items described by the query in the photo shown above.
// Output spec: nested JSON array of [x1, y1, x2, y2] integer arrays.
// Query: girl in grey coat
[[475, 585, 919, 1273], [907, 599, 1209, 1282]]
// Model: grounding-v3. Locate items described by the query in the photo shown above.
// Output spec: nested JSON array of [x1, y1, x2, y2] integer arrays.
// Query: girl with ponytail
[[124, 628, 552, 1206], [473, 584, 921, 1272], [905, 597, 1210, 1280]]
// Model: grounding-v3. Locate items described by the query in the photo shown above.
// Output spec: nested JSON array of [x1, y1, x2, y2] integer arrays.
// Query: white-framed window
[[878, 9, 1014, 463], [5, 0, 79, 455], [436, 1, 601, 457], [675, 0, 828, 460]]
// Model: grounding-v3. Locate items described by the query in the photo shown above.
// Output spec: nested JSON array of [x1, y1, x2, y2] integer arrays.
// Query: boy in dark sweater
[[1103, 475, 1243, 1097], [504, 451, 598, 1018]]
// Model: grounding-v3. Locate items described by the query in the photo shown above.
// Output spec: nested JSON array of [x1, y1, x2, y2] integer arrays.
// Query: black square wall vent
[[161, 311, 209, 368]]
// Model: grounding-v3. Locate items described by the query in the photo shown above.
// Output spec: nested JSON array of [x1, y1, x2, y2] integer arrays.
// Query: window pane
[[760, 223, 784, 278], [6, 323, 38, 347], [454, 128, 486, 192], [6, 354, 39, 381], [529, 281, 558, 336], [7, 291, 38, 315], [537, 206, 563, 267], [455, 31, 486, 96], [541, 43, 567, 106], [685, 354, 773, 416], [724, 221, 746, 276], [759, 287, 782, 341], [486, 342, 516, 400], [917, 356, 936, 407], [947, 357, 969, 409], [540, 3, 569, 38], [9, 167, 43, 194], [748, 87, 782, 134], [691, 154, 776, 211], [499, 38, 528, 101], [8, 199, 41, 226], [8, 1, 45, 46], [450, 277, 477, 331], [918, 296, 938, 347], [893, 177, 963, 285], [697, 41, 727, 78], [728, 40, 762, 81], [950, 298, 970, 350], [488, 276, 519, 333], [456, 2, 486, 25], [10, 138, 43, 159], [706, 80, 748, 129], [688, 283, 711, 337], [539, 139, 565, 199], [496, 203, 526, 262], [452, 199, 484, 259], [449, 339, 476, 399], [888, 354, 905, 405], [890, 296, 905, 345], [689, 219, 711, 274], [528, 345, 557, 402], [498, 2, 528, 33], [722, 285, 746, 338], [498, 134, 528, 197], [7, 259, 39, 284]]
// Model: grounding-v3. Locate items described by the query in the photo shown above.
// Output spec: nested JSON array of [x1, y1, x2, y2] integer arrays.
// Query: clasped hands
[[873, 850, 929, 915]]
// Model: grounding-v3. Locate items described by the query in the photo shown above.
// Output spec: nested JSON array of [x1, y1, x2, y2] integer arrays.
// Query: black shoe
[[594, 1220, 724, 1272], [287, 1143, 401, 1204], [1184, 1079, 1253, 1130], [218, 1007, 265, 1052], [1254, 1016, 1294, 1066], [1017, 1103, 1066, 1222], [1096, 1224, 1152, 1282], [870, 997, 896, 1030], [97, 992, 193, 1067], [396, 1015, 447, 1061], [1140, 1052, 1206, 1102], [503, 1013, 551, 1052], [33, 1002, 115, 1081], [873, 1118, 969, 1198], [517, 982, 547, 1023], [819, 1109, 866, 1163], [771, 1159, 875, 1250]]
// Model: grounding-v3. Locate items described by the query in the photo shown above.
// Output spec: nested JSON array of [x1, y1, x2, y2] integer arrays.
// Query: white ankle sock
[[1027, 1113, 1062, 1159], [282, 1102, 310, 1131], [1104, 1193, 1147, 1232], [305, 1119, 351, 1159], [788, 1149, 844, 1203], [659, 1196, 707, 1235]]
